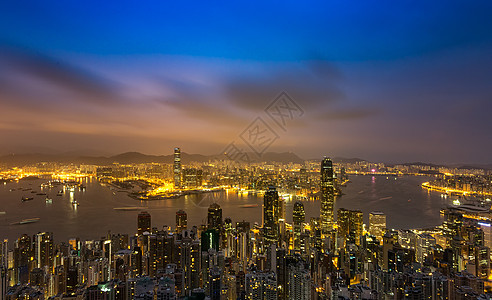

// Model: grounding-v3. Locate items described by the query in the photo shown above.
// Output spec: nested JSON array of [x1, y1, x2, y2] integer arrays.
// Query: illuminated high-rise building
[[173, 147, 182, 188], [263, 186, 279, 245], [176, 210, 187, 234], [337, 208, 363, 246], [207, 203, 222, 232], [15, 234, 31, 284], [293, 202, 305, 251], [369, 212, 387, 241], [137, 211, 151, 235], [34, 232, 54, 269], [320, 157, 335, 234]]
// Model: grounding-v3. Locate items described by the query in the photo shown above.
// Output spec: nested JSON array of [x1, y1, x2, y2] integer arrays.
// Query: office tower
[[148, 234, 165, 277], [173, 147, 182, 188], [369, 212, 387, 241], [478, 221, 492, 250], [310, 217, 323, 250], [0, 265, 6, 300], [209, 267, 221, 300], [176, 210, 187, 234], [278, 196, 285, 221], [337, 208, 363, 246], [201, 230, 220, 252], [382, 231, 398, 271], [476, 246, 490, 279], [443, 211, 463, 239], [0, 240, 7, 268], [236, 221, 251, 266], [293, 202, 305, 251], [137, 211, 151, 235], [34, 232, 54, 269], [337, 208, 351, 240], [263, 186, 280, 245], [320, 157, 335, 234], [416, 233, 436, 265], [15, 234, 31, 284], [223, 218, 234, 256], [181, 237, 201, 294], [207, 203, 222, 232]]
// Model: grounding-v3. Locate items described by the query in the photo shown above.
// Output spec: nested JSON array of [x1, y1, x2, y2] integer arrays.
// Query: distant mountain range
[[0, 151, 307, 166], [0, 151, 489, 169]]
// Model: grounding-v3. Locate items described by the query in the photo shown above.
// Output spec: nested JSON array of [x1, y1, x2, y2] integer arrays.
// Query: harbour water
[[0, 175, 445, 243]]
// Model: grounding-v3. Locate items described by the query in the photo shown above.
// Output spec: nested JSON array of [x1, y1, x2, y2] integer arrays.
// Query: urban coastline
[[0, 149, 491, 299]]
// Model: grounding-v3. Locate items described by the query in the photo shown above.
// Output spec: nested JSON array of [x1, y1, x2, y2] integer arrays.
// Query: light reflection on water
[[0, 175, 444, 243]]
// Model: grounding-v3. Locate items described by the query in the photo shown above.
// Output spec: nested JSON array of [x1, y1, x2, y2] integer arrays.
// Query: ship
[[10, 218, 40, 225], [21, 196, 34, 202], [113, 207, 148, 211], [239, 204, 259, 208]]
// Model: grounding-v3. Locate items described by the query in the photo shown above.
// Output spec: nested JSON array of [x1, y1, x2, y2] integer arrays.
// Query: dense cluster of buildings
[[1, 155, 492, 300]]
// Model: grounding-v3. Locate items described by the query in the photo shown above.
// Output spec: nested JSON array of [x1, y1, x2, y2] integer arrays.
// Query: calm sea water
[[0, 175, 444, 243]]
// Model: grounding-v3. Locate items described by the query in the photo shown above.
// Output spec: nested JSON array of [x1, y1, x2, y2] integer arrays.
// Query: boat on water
[[36, 193, 46, 196], [10, 218, 40, 225], [21, 197, 34, 202], [240, 204, 259, 208], [72, 200, 79, 205], [113, 207, 148, 211], [46, 197, 52, 203]]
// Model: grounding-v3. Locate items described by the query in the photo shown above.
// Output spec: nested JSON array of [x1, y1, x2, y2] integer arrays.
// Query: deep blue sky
[[0, 1, 491, 164]]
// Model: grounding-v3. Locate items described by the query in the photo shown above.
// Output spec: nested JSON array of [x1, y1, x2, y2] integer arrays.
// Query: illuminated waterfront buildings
[[173, 147, 182, 188], [2, 156, 492, 299], [320, 157, 335, 234]]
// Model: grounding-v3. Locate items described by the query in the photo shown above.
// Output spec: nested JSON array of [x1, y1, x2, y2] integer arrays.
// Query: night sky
[[0, 1, 491, 164]]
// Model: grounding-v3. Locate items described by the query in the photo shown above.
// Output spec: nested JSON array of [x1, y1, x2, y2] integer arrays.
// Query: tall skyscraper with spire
[[173, 147, 182, 188], [320, 157, 335, 234]]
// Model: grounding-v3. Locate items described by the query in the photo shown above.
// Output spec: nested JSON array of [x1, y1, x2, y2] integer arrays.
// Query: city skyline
[[0, 2, 491, 299], [0, 2, 491, 164]]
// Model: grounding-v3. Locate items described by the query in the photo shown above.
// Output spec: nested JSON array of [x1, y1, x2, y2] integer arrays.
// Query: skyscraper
[[320, 157, 335, 234], [176, 210, 187, 234], [337, 208, 363, 246], [207, 203, 222, 232], [173, 147, 182, 188], [369, 212, 387, 241], [34, 232, 54, 269], [263, 186, 279, 245], [293, 201, 305, 251], [137, 211, 151, 235]]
